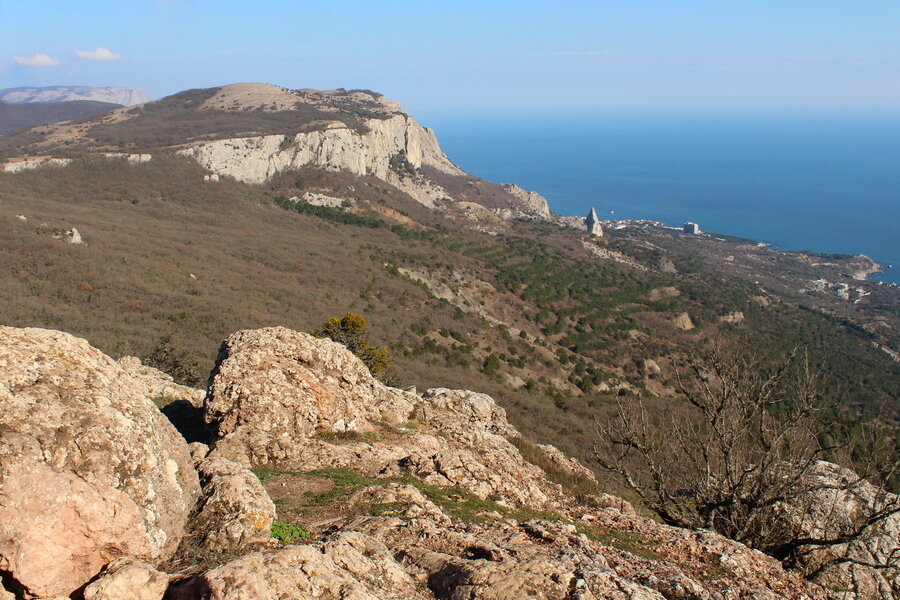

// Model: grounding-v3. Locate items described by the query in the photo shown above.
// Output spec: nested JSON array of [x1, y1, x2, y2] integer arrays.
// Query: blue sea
[[418, 108, 900, 284]]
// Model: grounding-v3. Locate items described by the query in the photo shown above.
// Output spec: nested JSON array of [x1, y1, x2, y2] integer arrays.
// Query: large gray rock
[[0, 327, 200, 599]]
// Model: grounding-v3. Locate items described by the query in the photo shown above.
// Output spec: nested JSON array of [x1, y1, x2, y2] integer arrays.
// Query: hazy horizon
[[2, 1, 899, 111]]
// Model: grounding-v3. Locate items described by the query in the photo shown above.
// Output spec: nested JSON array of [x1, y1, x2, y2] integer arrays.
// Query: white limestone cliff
[[178, 112, 463, 209]]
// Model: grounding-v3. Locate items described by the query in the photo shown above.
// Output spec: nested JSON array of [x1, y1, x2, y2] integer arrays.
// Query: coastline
[[576, 214, 894, 287]]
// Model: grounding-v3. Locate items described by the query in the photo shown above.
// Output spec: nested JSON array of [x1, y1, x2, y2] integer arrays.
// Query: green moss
[[271, 520, 311, 544]]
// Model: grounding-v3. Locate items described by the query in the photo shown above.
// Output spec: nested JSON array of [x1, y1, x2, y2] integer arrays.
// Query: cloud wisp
[[75, 47, 122, 61], [513, 51, 621, 58], [13, 53, 60, 67]]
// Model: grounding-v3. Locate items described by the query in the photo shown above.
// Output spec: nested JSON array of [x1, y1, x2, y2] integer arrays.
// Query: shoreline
[[562, 212, 896, 285]]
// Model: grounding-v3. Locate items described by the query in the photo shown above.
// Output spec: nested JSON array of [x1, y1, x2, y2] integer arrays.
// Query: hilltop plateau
[[0, 82, 897, 598]]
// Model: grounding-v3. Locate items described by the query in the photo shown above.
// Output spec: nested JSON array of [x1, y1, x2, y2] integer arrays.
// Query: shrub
[[593, 346, 899, 575], [316, 313, 393, 379], [144, 334, 206, 387], [482, 354, 501, 376]]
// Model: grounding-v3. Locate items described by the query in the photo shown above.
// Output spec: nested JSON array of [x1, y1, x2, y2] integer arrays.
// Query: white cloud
[[13, 53, 60, 67], [75, 47, 121, 61]]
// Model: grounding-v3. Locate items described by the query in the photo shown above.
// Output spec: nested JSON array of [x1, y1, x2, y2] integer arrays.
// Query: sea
[[418, 108, 900, 284]]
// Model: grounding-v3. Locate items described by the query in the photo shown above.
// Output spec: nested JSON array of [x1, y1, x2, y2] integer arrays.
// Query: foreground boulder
[[767, 461, 900, 600], [204, 327, 417, 463], [204, 327, 556, 507], [168, 531, 422, 600], [82, 558, 169, 600], [188, 457, 277, 554], [0, 327, 200, 599]]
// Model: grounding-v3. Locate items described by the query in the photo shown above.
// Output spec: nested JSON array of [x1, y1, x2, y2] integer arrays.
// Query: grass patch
[[302, 468, 377, 505], [305, 468, 375, 487], [401, 477, 508, 523], [251, 467, 298, 482], [583, 527, 666, 561], [271, 520, 311, 544], [701, 565, 728, 581], [507, 435, 601, 497], [368, 501, 406, 516]]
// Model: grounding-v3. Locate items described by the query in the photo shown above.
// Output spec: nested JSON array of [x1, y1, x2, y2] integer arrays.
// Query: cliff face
[[177, 109, 463, 208], [0, 82, 551, 221]]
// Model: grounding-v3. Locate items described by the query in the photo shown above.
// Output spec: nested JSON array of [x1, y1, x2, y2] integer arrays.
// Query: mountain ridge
[[0, 83, 552, 223], [0, 99, 122, 134], [0, 85, 150, 106]]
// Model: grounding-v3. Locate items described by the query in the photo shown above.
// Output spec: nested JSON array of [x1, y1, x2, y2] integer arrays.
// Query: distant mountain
[[0, 85, 149, 106], [0, 100, 122, 134], [0, 82, 551, 220]]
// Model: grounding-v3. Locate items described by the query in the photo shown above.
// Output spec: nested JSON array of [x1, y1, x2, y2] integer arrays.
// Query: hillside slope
[[0, 100, 122, 134], [1, 156, 897, 478], [0, 83, 896, 489], [0, 83, 550, 221]]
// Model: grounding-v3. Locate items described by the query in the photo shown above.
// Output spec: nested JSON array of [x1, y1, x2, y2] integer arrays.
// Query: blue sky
[[1, 0, 899, 110]]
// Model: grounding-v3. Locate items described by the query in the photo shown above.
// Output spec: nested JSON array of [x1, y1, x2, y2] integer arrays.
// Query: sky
[[1, 0, 899, 111]]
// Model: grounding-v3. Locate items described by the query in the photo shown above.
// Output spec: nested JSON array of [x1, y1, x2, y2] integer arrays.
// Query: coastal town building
[[683, 222, 701, 234]]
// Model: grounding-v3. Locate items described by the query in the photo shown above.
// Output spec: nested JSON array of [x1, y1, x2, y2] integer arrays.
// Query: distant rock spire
[[586, 207, 603, 237]]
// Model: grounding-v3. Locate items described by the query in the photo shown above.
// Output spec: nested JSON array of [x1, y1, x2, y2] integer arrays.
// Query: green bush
[[316, 313, 393, 379]]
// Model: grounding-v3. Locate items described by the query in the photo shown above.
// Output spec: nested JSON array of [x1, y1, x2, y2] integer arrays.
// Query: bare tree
[[593, 346, 899, 576]]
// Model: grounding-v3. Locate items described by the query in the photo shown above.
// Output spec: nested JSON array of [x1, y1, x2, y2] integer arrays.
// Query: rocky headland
[[0, 325, 896, 600]]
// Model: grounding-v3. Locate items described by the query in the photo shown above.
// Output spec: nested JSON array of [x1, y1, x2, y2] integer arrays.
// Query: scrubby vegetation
[[0, 157, 896, 499], [316, 313, 394, 380]]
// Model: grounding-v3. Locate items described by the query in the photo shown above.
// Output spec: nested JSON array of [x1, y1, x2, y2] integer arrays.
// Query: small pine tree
[[482, 354, 501, 376], [316, 313, 393, 379]]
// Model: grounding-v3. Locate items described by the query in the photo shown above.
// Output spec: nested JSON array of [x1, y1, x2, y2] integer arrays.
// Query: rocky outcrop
[[0, 325, 891, 600], [168, 531, 423, 600], [82, 558, 169, 600], [188, 457, 277, 553], [204, 327, 417, 462], [204, 327, 556, 508], [177, 86, 464, 210], [0, 327, 200, 599], [720, 311, 745, 324], [501, 184, 551, 218], [1, 157, 72, 173], [766, 462, 899, 600], [330, 483, 815, 600], [673, 312, 695, 330], [118, 356, 205, 407]]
